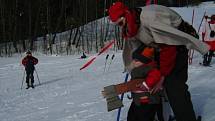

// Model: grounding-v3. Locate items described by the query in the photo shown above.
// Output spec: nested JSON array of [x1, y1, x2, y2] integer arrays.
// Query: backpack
[[178, 20, 199, 39]]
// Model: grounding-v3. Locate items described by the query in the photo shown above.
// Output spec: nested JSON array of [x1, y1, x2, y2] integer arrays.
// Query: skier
[[80, 51, 87, 59], [107, 2, 215, 121], [126, 45, 165, 121], [22, 51, 38, 89], [102, 44, 165, 121], [202, 14, 215, 66]]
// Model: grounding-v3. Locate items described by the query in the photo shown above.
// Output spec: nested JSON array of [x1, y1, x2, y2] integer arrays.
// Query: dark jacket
[[22, 56, 38, 71]]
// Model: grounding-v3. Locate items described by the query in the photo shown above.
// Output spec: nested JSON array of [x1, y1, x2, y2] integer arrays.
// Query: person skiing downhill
[[22, 51, 38, 89], [106, 2, 215, 121]]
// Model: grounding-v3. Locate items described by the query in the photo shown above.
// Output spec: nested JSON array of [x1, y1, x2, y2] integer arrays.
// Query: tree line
[[0, 0, 201, 56]]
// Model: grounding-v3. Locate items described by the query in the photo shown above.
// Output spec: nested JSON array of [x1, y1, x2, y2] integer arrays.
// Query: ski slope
[[0, 2, 215, 121]]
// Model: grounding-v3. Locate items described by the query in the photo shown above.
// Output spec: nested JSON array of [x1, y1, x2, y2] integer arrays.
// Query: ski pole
[[188, 9, 196, 65], [107, 54, 115, 72], [104, 54, 109, 73], [198, 11, 206, 33], [116, 73, 129, 121], [21, 70, 25, 89], [35, 68, 41, 85]]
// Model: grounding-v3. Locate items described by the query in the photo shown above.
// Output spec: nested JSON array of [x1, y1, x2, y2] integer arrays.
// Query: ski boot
[[31, 84, 34, 88], [26, 84, 30, 89]]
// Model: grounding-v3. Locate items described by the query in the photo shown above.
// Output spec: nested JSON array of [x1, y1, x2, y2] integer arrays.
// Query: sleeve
[[159, 44, 177, 76], [33, 57, 38, 65], [22, 57, 27, 66], [144, 68, 161, 88]]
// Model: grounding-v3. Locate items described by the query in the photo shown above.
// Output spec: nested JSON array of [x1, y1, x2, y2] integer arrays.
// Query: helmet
[[108, 2, 128, 22]]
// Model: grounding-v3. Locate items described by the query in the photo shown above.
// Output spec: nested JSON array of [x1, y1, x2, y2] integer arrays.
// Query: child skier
[[22, 51, 38, 89], [102, 44, 165, 121]]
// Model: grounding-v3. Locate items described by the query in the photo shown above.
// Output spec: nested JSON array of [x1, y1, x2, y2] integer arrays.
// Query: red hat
[[108, 2, 128, 22]]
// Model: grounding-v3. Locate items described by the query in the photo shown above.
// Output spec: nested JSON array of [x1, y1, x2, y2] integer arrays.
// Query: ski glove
[[151, 76, 165, 94]]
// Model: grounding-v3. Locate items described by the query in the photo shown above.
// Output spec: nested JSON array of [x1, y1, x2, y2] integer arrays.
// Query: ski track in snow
[[0, 54, 124, 121], [1, 2, 215, 121], [1, 52, 215, 121]]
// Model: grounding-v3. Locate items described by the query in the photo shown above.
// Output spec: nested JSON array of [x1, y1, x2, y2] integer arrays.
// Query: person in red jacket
[[128, 45, 165, 121], [22, 51, 38, 89], [202, 15, 215, 66], [108, 2, 215, 121], [102, 44, 165, 121]]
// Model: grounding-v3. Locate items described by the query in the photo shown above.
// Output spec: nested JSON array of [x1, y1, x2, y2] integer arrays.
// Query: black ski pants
[[164, 47, 197, 121], [165, 78, 197, 121], [127, 101, 164, 121], [26, 70, 34, 85]]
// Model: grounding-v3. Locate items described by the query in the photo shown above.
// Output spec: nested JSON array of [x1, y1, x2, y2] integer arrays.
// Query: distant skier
[[80, 51, 87, 59], [22, 51, 38, 89], [202, 14, 215, 66]]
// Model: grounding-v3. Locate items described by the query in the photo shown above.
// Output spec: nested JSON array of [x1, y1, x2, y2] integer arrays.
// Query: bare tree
[[1, 0, 6, 56], [28, 0, 34, 51], [12, 0, 18, 53], [66, 29, 73, 55]]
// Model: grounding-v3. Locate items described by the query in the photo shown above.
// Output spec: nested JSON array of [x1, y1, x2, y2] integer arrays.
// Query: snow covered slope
[[0, 2, 215, 121]]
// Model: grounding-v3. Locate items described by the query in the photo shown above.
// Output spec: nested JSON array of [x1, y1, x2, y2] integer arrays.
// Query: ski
[[198, 11, 206, 33]]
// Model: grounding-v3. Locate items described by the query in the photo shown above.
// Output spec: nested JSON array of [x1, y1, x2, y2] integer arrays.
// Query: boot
[[26, 84, 30, 89], [31, 84, 34, 88]]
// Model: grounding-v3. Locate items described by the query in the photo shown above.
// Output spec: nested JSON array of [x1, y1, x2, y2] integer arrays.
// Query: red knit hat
[[108, 2, 128, 22]]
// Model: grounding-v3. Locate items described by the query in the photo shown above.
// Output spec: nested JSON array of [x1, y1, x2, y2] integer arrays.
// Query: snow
[[0, 2, 215, 121]]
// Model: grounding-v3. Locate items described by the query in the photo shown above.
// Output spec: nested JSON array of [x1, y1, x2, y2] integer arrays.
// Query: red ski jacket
[[129, 44, 177, 93], [135, 44, 177, 104], [159, 44, 177, 77], [140, 44, 177, 89], [22, 56, 38, 67]]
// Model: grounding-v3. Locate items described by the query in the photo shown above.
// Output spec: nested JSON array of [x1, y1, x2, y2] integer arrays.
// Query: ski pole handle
[[111, 54, 115, 60], [106, 54, 109, 60]]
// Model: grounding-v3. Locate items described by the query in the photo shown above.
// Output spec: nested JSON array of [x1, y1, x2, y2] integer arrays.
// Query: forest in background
[[0, 0, 205, 56]]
